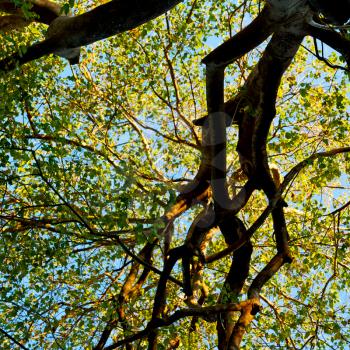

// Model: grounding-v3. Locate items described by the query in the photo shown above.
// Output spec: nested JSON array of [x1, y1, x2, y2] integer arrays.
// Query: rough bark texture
[[1, 0, 350, 349]]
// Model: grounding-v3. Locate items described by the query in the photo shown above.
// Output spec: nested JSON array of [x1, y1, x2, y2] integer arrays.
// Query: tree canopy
[[0, 0, 350, 349]]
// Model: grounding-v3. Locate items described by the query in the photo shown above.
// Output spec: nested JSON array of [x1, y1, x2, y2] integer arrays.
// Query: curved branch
[[104, 300, 259, 350], [205, 146, 350, 263], [202, 6, 274, 67]]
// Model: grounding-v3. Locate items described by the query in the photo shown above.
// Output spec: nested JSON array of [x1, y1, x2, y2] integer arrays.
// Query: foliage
[[0, 0, 349, 349]]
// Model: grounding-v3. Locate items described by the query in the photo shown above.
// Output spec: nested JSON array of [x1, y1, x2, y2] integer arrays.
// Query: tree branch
[[0, 0, 185, 71], [205, 146, 350, 263], [0, 327, 29, 350], [307, 24, 350, 68], [104, 300, 259, 350], [0, 0, 60, 25], [202, 6, 274, 67]]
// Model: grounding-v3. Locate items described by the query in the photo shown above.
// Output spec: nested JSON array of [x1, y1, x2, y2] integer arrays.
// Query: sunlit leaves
[[0, 0, 349, 349]]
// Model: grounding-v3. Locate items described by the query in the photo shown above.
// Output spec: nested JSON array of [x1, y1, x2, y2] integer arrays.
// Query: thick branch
[[248, 254, 285, 299], [0, 14, 29, 30], [217, 238, 253, 350], [0, 0, 184, 71], [0, 0, 60, 25], [193, 93, 246, 127], [202, 6, 274, 67], [163, 165, 210, 222], [206, 146, 350, 264], [205, 64, 231, 210], [227, 301, 258, 350]]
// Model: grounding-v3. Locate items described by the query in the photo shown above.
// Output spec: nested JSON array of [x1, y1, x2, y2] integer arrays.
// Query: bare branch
[[307, 24, 350, 68], [0, 327, 29, 350]]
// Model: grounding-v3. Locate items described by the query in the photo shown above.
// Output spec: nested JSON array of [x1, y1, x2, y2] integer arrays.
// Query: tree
[[0, 0, 349, 349]]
